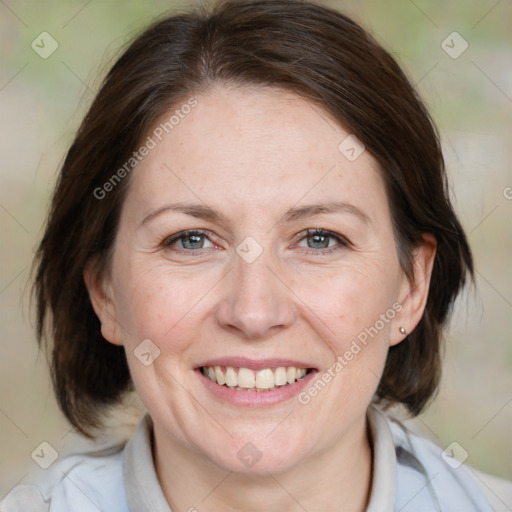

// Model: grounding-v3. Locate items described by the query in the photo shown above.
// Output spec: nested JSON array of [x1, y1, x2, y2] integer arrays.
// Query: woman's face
[[87, 85, 433, 474]]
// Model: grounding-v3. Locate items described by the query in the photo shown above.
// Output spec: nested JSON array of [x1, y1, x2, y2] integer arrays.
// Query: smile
[[200, 365, 311, 391]]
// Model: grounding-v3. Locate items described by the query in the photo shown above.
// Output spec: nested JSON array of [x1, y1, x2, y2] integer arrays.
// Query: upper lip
[[196, 357, 317, 371]]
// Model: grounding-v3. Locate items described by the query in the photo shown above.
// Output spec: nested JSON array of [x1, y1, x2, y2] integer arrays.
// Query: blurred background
[[1, 0, 511, 497]]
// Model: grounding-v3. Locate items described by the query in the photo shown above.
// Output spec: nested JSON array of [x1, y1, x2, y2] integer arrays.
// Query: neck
[[153, 415, 373, 512]]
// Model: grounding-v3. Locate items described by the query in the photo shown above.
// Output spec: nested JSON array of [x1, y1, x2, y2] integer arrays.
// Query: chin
[[201, 429, 311, 476]]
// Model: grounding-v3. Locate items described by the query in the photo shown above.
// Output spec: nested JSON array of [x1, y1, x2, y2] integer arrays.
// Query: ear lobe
[[83, 257, 123, 346], [390, 234, 437, 346]]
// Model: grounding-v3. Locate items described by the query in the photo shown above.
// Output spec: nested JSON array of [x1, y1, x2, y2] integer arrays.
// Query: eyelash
[[160, 229, 350, 256]]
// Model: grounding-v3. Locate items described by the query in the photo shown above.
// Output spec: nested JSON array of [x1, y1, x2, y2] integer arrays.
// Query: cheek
[[293, 264, 400, 404], [298, 264, 398, 340], [112, 262, 203, 350]]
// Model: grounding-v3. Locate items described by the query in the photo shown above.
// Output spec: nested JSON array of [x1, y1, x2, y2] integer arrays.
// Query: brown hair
[[33, 0, 473, 437]]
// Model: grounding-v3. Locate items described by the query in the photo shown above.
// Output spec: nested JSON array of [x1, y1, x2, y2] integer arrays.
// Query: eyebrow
[[140, 201, 370, 228]]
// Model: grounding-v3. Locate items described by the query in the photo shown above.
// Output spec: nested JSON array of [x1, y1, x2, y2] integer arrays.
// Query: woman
[[2, 0, 510, 510]]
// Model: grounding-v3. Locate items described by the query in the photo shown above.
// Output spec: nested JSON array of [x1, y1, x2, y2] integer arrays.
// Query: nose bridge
[[215, 241, 296, 339]]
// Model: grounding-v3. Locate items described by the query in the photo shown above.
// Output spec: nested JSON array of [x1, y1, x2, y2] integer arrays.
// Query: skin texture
[[85, 85, 436, 512]]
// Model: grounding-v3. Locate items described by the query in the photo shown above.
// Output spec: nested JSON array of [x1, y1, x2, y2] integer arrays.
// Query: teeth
[[255, 368, 274, 389], [238, 368, 255, 388], [225, 367, 237, 387], [274, 367, 287, 386], [214, 366, 225, 385], [297, 368, 307, 379], [201, 365, 310, 391]]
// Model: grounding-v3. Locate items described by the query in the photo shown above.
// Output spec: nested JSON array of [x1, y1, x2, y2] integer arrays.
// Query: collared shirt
[[1, 406, 510, 511]]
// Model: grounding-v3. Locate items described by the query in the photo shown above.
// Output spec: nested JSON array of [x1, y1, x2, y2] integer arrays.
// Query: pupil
[[184, 234, 203, 249], [309, 234, 329, 249]]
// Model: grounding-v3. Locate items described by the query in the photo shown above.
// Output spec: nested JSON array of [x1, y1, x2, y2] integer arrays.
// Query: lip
[[196, 367, 318, 407], [196, 357, 317, 371]]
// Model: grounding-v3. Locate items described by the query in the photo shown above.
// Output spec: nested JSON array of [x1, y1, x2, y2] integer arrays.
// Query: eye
[[161, 230, 215, 253], [295, 229, 350, 255], [160, 228, 350, 256]]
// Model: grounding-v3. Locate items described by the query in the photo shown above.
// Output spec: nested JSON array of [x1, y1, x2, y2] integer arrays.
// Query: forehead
[[125, 85, 387, 223]]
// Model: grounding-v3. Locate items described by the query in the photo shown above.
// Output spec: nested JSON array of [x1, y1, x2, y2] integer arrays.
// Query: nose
[[215, 249, 298, 340]]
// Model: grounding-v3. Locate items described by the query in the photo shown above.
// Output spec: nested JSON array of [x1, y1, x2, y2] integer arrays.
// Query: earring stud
[[399, 326, 406, 335]]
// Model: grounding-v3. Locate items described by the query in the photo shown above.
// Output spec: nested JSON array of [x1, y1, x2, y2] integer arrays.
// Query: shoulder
[[0, 445, 129, 512], [379, 408, 512, 511], [470, 468, 512, 512]]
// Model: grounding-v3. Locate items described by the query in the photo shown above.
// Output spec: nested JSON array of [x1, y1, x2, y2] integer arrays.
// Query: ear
[[390, 234, 437, 346], [83, 257, 123, 346]]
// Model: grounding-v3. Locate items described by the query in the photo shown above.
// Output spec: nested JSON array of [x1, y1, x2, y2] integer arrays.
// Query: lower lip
[[196, 368, 318, 407]]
